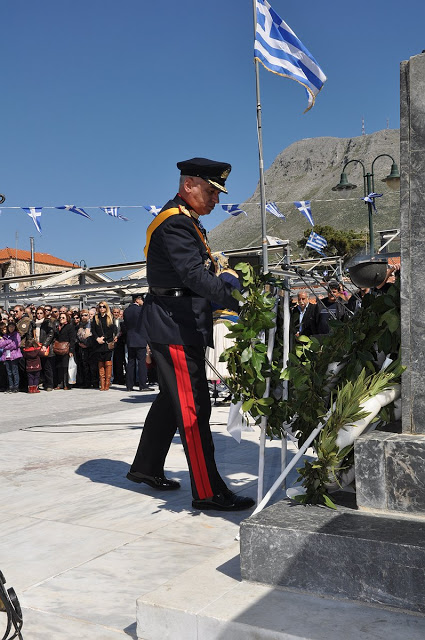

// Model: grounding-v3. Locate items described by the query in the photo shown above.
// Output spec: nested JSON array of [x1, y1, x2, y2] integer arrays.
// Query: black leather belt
[[149, 287, 199, 297]]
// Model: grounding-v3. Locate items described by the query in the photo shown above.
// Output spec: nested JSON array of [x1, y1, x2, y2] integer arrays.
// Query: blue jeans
[[5, 360, 20, 390]]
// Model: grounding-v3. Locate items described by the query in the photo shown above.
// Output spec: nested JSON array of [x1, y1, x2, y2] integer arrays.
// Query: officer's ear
[[181, 176, 195, 195]]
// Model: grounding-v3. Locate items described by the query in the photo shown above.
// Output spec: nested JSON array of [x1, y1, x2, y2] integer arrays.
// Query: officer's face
[[184, 177, 220, 216]]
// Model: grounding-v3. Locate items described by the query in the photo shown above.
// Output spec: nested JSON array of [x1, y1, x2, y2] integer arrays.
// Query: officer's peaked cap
[[177, 157, 231, 194]]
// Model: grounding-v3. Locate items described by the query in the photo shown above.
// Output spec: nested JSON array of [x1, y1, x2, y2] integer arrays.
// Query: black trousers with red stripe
[[129, 342, 228, 500]]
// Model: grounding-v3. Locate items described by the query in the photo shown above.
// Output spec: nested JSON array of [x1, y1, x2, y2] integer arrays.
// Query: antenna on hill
[[361, 116, 366, 136], [386, 117, 390, 129]]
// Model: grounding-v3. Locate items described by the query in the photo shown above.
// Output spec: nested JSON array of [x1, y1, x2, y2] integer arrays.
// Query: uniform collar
[[175, 193, 200, 220]]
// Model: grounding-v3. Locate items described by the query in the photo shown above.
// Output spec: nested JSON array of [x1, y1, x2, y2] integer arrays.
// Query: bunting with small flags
[[144, 205, 162, 217], [293, 200, 314, 225], [100, 207, 129, 221], [266, 201, 285, 219], [221, 204, 247, 216], [22, 207, 42, 234], [56, 205, 92, 220]]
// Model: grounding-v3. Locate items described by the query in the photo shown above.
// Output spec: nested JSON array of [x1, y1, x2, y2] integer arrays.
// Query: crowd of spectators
[[290, 264, 400, 339], [0, 298, 157, 394]]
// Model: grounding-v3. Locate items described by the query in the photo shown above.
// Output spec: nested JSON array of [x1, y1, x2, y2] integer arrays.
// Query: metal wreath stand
[[205, 262, 363, 515]]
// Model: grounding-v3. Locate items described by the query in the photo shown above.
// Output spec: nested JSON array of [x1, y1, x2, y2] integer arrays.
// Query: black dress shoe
[[192, 491, 255, 512], [139, 386, 155, 391], [126, 471, 180, 490]]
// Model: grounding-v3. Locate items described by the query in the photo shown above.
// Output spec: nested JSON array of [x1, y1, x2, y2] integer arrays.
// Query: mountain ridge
[[209, 129, 400, 254]]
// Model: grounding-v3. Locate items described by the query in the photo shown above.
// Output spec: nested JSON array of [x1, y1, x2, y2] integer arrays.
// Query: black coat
[[31, 319, 55, 357], [123, 304, 146, 348], [91, 314, 117, 354], [54, 322, 76, 354], [290, 303, 320, 337], [142, 194, 237, 347]]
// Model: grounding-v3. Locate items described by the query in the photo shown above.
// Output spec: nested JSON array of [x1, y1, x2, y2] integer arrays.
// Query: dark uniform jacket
[[123, 304, 147, 348], [142, 194, 237, 347]]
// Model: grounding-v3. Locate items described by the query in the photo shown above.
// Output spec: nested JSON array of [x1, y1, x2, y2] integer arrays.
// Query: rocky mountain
[[209, 129, 400, 255]]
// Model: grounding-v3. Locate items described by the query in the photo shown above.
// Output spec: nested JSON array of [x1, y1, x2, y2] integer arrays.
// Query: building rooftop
[[0, 247, 75, 268]]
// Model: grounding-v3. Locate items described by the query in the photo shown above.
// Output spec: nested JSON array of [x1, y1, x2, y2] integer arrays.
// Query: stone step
[[136, 539, 425, 640], [240, 499, 425, 614]]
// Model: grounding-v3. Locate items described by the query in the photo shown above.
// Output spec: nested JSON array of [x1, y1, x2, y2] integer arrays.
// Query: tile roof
[[0, 247, 76, 268]]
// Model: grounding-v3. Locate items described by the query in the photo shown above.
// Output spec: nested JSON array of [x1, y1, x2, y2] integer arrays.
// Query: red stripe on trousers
[[169, 344, 213, 499]]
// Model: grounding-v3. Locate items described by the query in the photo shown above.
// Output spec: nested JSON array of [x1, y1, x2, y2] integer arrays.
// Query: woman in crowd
[[205, 252, 241, 401], [54, 311, 75, 390], [32, 306, 55, 391], [91, 301, 117, 391], [0, 320, 22, 393]]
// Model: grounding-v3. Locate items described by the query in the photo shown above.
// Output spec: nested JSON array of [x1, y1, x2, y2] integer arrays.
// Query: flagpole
[[253, 0, 268, 274]]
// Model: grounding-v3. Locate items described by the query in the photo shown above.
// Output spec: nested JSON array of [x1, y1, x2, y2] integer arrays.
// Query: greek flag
[[144, 205, 162, 217], [306, 231, 327, 255], [221, 204, 247, 217], [57, 205, 92, 220], [294, 200, 314, 225], [255, 0, 327, 112], [266, 201, 285, 219], [22, 207, 42, 234], [361, 192, 383, 212], [100, 207, 129, 221]]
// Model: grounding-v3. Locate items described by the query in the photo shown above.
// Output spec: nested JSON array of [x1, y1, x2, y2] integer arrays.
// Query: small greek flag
[[306, 231, 327, 255], [22, 207, 42, 234], [293, 200, 314, 225], [144, 205, 162, 217], [361, 193, 383, 212], [100, 207, 128, 221], [255, 0, 327, 112], [221, 204, 247, 217], [266, 201, 285, 219], [57, 205, 92, 220]]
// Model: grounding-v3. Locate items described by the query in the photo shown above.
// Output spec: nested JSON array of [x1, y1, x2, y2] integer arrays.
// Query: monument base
[[355, 432, 425, 513], [240, 499, 425, 614]]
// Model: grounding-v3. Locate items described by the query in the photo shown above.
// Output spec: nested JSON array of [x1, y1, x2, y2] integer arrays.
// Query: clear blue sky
[[2, 0, 424, 266]]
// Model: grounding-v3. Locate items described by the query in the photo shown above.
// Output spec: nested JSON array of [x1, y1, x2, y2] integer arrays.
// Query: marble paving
[[0, 388, 288, 638]]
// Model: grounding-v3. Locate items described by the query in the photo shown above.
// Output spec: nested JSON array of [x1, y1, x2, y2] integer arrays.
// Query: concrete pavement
[[1, 385, 424, 639]]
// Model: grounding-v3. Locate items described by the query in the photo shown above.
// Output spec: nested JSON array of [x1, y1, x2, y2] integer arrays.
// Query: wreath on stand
[[222, 263, 404, 509]]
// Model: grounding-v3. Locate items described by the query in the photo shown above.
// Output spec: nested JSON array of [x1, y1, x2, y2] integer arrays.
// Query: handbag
[[53, 340, 70, 356]]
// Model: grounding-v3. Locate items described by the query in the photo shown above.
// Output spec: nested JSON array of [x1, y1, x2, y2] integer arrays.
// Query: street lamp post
[[332, 154, 400, 255]]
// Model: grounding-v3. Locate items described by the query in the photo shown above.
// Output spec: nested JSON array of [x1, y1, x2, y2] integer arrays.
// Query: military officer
[[127, 158, 255, 512]]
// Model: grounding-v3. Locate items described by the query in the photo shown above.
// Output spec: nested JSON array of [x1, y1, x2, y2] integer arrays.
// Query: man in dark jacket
[[127, 157, 254, 512], [290, 291, 320, 339], [123, 295, 152, 392]]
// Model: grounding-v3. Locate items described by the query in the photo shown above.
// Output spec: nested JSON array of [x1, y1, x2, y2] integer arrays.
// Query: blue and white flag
[[22, 207, 42, 234], [144, 205, 162, 217], [361, 192, 383, 212], [306, 231, 327, 255], [221, 204, 247, 217], [255, 0, 327, 112], [100, 206, 129, 221], [294, 200, 314, 226], [57, 205, 92, 220], [265, 201, 285, 219]]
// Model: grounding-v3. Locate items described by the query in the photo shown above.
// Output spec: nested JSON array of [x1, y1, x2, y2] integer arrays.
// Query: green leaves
[[223, 266, 404, 509]]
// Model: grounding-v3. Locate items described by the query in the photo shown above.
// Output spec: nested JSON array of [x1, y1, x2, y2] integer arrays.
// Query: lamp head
[[332, 172, 357, 191], [382, 162, 400, 191]]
